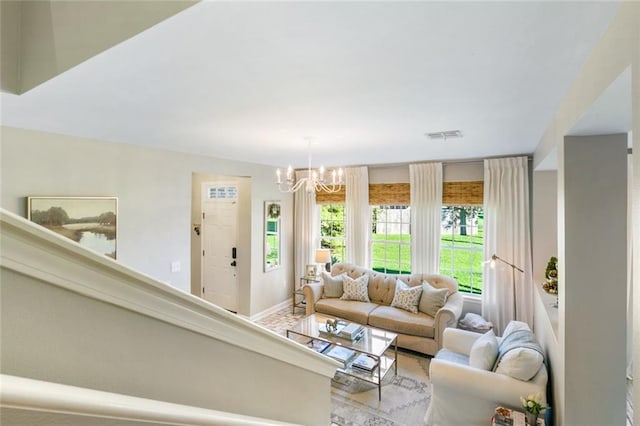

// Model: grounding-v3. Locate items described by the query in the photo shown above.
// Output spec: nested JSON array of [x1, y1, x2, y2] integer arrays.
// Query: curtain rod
[[364, 153, 533, 170]]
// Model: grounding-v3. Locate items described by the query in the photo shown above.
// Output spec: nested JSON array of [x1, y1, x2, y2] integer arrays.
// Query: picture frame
[[305, 264, 318, 278], [27, 196, 118, 259]]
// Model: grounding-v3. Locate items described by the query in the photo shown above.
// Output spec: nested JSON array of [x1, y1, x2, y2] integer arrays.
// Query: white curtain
[[294, 170, 318, 282], [410, 162, 443, 273], [345, 166, 370, 267], [482, 157, 533, 334], [627, 153, 633, 379]]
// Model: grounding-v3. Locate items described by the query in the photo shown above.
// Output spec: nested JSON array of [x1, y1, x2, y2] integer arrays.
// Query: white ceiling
[[0, 1, 622, 169]]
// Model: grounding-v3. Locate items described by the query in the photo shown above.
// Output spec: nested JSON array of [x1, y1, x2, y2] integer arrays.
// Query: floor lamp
[[490, 254, 524, 319]]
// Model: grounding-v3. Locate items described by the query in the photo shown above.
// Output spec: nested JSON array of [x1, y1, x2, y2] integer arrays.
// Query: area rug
[[255, 307, 431, 426], [330, 350, 431, 426]]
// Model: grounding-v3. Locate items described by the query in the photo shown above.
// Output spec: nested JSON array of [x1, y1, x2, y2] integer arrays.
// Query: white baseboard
[[250, 299, 293, 322]]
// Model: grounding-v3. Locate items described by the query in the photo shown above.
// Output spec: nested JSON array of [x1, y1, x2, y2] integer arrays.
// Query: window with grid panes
[[440, 206, 484, 294], [319, 204, 346, 264], [370, 205, 411, 274]]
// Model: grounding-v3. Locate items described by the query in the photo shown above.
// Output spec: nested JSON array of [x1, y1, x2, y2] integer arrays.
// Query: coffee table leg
[[378, 362, 382, 401], [394, 338, 398, 375]]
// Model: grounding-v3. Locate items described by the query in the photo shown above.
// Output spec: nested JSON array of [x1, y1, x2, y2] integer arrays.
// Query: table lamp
[[315, 249, 332, 272]]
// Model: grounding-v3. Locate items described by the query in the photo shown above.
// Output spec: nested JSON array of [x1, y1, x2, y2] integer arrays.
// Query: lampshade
[[315, 249, 331, 264]]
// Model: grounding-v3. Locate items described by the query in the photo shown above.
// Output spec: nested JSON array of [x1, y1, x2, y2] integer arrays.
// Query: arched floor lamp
[[490, 254, 524, 319]]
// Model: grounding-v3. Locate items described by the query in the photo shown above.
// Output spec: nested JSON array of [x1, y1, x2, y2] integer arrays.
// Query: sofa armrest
[[302, 283, 323, 316], [433, 292, 464, 350], [430, 358, 547, 407], [441, 328, 483, 355]]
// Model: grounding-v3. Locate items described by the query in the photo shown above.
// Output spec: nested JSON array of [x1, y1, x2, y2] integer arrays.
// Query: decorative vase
[[525, 411, 538, 425]]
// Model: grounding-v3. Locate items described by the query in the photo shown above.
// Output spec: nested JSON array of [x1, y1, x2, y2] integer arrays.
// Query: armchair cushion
[[502, 320, 531, 338], [469, 329, 498, 371], [494, 329, 544, 381]]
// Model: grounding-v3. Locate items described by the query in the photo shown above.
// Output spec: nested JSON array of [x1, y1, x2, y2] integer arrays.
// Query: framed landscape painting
[[27, 196, 118, 259]]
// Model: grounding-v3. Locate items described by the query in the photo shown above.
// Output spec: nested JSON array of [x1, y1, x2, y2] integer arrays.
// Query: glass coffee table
[[286, 314, 398, 400]]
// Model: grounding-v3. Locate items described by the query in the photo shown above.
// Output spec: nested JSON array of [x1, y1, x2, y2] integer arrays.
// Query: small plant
[[520, 393, 547, 416], [545, 256, 558, 280]]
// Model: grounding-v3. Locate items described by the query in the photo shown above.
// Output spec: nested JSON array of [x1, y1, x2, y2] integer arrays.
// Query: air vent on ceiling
[[426, 130, 463, 141]]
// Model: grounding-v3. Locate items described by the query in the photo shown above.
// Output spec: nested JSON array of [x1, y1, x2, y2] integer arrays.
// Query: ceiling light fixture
[[426, 130, 463, 141], [275, 139, 344, 193]]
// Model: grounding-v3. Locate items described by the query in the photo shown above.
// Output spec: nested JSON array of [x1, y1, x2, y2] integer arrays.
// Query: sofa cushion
[[419, 282, 449, 317], [315, 299, 379, 325], [368, 305, 435, 338], [390, 280, 422, 313], [340, 275, 370, 302], [469, 330, 499, 371], [322, 271, 346, 298]]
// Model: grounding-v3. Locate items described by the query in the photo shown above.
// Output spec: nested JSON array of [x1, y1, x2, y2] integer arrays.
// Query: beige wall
[[0, 126, 294, 318]]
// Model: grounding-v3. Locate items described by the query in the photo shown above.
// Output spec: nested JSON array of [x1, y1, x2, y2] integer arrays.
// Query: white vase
[[525, 411, 538, 425]]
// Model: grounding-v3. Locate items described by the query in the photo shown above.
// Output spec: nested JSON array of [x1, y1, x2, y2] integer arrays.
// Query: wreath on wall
[[267, 203, 281, 219]]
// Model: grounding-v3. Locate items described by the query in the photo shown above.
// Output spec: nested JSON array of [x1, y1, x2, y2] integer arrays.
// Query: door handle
[[230, 260, 237, 267]]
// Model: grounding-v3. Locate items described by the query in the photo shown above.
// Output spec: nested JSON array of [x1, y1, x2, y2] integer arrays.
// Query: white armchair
[[425, 327, 548, 426]]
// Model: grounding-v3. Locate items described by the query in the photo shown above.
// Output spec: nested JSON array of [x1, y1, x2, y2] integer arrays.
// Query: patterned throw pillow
[[340, 275, 370, 302], [390, 280, 423, 313], [322, 271, 346, 298], [418, 282, 450, 317]]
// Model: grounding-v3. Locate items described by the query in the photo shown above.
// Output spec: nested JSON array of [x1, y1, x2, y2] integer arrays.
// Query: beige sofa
[[302, 263, 463, 356]]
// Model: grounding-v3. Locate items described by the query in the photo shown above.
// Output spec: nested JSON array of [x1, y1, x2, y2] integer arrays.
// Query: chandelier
[[276, 141, 344, 193]]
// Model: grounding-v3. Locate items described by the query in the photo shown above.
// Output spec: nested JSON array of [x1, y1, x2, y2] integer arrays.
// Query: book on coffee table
[[340, 323, 364, 340], [351, 353, 378, 372], [307, 339, 331, 353], [325, 345, 356, 366]]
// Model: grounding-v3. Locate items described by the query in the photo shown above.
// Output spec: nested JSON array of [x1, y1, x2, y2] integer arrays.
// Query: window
[[440, 206, 484, 294], [371, 205, 411, 274], [319, 204, 346, 264]]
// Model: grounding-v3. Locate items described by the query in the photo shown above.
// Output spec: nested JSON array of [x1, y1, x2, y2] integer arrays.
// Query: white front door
[[201, 182, 239, 313]]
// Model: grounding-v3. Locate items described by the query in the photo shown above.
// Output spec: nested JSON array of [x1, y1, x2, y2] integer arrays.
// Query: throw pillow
[[340, 275, 370, 302], [468, 329, 499, 371], [502, 320, 531, 339], [390, 280, 422, 313], [418, 282, 449, 317], [495, 347, 544, 381], [458, 312, 493, 332], [322, 271, 346, 298]]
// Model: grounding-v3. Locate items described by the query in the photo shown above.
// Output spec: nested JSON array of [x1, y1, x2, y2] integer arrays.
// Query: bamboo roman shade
[[316, 180, 482, 205], [442, 181, 484, 205]]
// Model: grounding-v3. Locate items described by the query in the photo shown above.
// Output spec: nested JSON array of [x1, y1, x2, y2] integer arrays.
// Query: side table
[[293, 276, 319, 314]]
